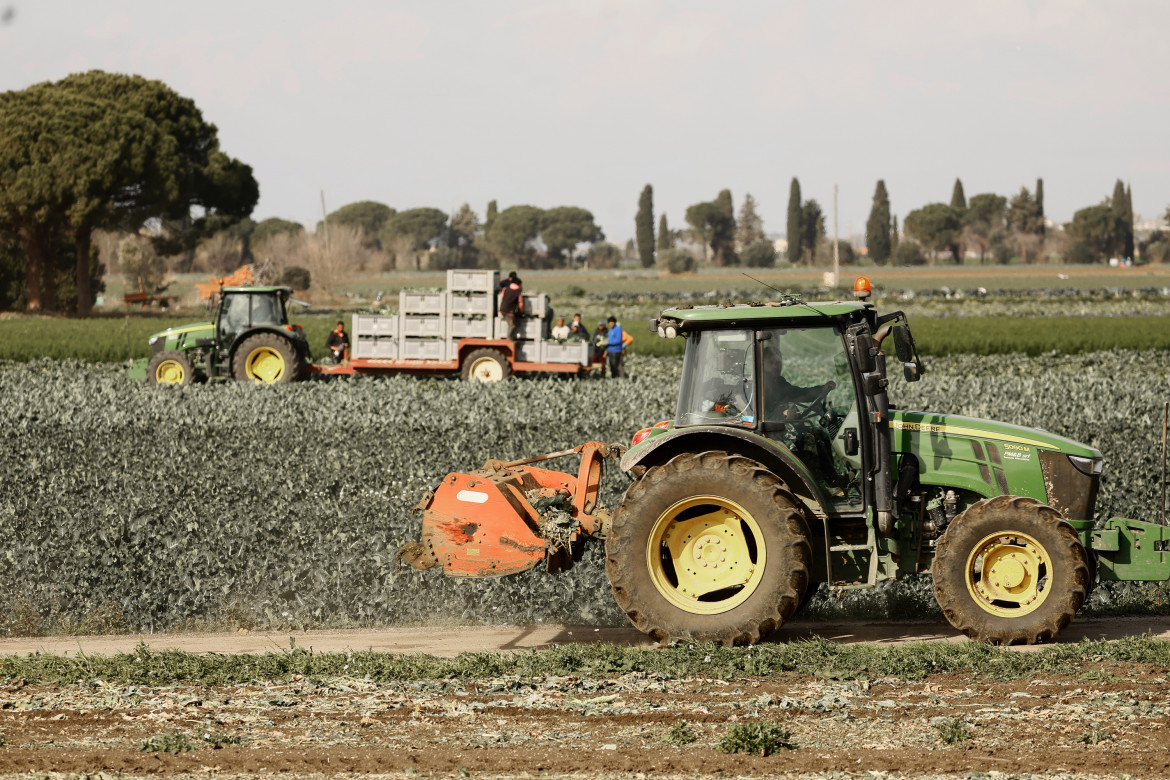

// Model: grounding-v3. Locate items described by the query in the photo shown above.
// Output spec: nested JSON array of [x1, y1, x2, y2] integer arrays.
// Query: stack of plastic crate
[[446, 270, 498, 360], [351, 314, 399, 359], [399, 290, 447, 360]]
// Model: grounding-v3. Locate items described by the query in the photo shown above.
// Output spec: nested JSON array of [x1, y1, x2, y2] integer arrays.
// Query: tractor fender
[[620, 426, 828, 516]]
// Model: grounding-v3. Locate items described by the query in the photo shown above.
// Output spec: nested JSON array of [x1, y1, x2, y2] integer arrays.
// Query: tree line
[[633, 177, 1164, 273]]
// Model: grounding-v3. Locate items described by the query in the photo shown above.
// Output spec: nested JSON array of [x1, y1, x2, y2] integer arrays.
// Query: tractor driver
[[761, 345, 835, 420], [761, 344, 843, 494]]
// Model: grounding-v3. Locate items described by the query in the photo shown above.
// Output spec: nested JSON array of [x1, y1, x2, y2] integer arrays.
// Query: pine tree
[[657, 213, 672, 251], [735, 193, 765, 250], [713, 189, 737, 265], [950, 178, 967, 211], [786, 178, 802, 264], [866, 180, 892, 265], [635, 184, 655, 268], [1035, 178, 1045, 235]]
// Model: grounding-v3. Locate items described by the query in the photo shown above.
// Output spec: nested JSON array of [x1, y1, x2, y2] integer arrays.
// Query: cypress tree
[[950, 178, 967, 211], [713, 189, 737, 265], [635, 184, 655, 268], [1111, 180, 1133, 260], [891, 215, 899, 255], [485, 200, 498, 232], [786, 178, 802, 264], [1035, 178, 1045, 235], [657, 213, 672, 251], [866, 180, 892, 265], [1124, 183, 1135, 260]]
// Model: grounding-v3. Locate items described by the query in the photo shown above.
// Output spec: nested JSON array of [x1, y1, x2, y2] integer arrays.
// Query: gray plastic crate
[[400, 313, 445, 338], [399, 338, 447, 361], [494, 317, 544, 340], [520, 292, 549, 317], [447, 269, 499, 293], [447, 339, 463, 362], [447, 291, 495, 316], [542, 340, 591, 366], [352, 335, 398, 360], [514, 341, 540, 363], [352, 314, 397, 337], [448, 316, 494, 339], [399, 290, 446, 315]]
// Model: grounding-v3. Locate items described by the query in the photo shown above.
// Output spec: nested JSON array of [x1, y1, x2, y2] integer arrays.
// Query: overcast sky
[[2, 1, 1167, 244]]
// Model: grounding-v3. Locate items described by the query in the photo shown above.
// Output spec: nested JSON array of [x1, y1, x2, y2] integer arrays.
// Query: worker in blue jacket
[[605, 315, 626, 378]]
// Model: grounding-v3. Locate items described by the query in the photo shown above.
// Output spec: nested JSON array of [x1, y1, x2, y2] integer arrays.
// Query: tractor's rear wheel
[[461, 348, 511, 382], [933, 495, 1090, 645], [605, 451, 811, 646], [147, 350, 195, 385], [232, 333, 301, 384]]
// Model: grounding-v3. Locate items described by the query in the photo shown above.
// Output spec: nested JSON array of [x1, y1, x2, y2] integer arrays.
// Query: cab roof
[[220, 286, 292, 294], [660, 300, 873, 326]]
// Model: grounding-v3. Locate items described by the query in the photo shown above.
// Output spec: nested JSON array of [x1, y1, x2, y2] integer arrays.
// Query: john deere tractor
[[406, 279, 1170, 646], [130, 286, 310, 385]]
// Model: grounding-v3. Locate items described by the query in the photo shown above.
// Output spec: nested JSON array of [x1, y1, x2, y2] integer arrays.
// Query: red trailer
[[305, 337, 600, 382]]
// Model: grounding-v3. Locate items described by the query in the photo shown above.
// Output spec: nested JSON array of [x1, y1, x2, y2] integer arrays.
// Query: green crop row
[[2, 350, 1169, 636], [4, 313, 1170, 362]]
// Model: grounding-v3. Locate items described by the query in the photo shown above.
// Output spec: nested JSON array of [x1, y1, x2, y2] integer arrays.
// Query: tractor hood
[[889, 409, 1100, 459], [148, 322, 215, 352]]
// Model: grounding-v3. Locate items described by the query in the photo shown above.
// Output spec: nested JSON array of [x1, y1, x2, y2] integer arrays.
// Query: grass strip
[[1, 635, 1167, 686]]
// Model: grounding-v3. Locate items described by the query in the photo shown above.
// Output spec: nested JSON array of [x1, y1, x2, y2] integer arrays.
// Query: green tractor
[[130, 286, 311, 385], [408, 282, 1167, 645]]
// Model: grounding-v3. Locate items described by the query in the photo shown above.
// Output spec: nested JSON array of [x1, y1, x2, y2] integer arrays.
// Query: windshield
[[677, 329, 757, 427]]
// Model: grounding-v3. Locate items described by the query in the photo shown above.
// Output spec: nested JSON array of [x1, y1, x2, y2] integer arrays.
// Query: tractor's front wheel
[[606, 451, 811, 646], [933, 495, 1090, 645], [147, 350, 196, 385], [232, 333, 301, 384]]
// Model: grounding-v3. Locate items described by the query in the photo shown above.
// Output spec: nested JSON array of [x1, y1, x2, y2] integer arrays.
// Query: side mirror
[[892, 325, 914, 363], [903, 362, 921, 382]]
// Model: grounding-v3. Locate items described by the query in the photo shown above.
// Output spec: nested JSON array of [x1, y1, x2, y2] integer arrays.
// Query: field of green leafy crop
[[2, 349, 1169, 636]]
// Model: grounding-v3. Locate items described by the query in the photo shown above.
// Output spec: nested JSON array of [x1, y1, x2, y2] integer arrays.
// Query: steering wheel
[[784, 381, 836, 421]]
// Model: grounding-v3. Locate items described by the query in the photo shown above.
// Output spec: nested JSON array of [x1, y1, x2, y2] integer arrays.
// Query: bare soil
[[2, 617, 1170, 778]]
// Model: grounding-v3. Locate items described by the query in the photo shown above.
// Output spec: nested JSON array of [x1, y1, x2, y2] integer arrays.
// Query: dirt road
[[1, 615, 1168, 658]]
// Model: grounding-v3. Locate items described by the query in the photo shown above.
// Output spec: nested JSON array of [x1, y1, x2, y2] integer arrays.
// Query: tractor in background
[[129, 286, 310, 385]]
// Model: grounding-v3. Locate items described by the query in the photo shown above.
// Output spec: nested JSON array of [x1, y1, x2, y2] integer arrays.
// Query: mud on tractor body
[[403, 279, 1170, 647]]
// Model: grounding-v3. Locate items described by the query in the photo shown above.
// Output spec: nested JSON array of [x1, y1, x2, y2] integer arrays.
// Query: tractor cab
[[637, 294, 925, 528], [215, 286, 293, 349]]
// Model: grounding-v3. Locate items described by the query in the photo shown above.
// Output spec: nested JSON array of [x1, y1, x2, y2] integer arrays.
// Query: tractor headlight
[[1068, 455, 1104, 476]]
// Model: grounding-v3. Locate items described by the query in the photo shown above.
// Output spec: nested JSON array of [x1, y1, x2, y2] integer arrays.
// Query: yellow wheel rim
[[246, 347, 285, 383], [965, 531, 1052, 617], [646, 495, 766, 615], [469, 357, 503, 382], [154, 360, 185, 385]]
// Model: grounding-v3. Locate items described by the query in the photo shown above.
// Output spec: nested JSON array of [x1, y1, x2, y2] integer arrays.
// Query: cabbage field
[[2, 348, 1169, 636]]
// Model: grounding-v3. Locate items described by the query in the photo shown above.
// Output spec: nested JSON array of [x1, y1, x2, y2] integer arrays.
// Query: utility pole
[[320, 190, 330, 254], [824, 184, 840, 289]]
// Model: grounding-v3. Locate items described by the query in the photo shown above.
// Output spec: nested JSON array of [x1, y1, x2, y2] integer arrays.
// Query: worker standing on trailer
[[326, 321, 349, 364], [592, 321, 609, 377], [499, 273, 524, 340], [605, 315, 627, 378]]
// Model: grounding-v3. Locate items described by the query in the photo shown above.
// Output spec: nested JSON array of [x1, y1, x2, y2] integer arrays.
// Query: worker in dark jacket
[[592, 321, 609, 377], [605, 315, 626, 378], [498, 273, 524, 340], [326, 321, 349, 364]]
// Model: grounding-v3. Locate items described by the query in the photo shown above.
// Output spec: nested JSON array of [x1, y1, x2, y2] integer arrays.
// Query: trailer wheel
[[147, 350, 196, 385], [933, 495, 1090, 645], [606, 451, 811, 646], [232, 333, 301, 384], [461, 348, 511, 382]]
